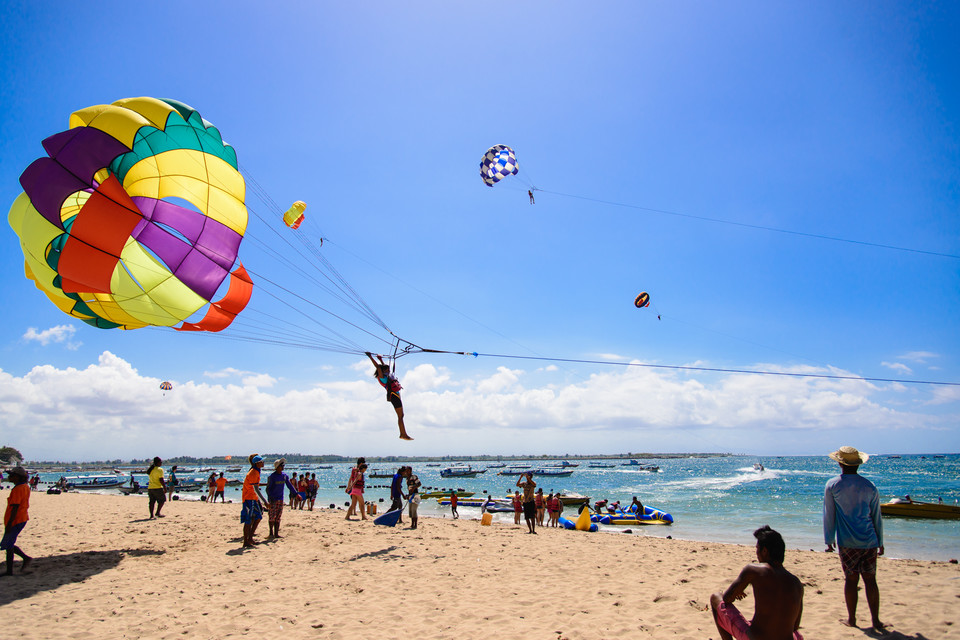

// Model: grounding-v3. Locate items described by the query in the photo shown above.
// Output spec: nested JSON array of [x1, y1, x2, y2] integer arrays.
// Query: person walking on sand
[[517, 472, 537, 534], [206, 472, 217, 503], [214, 472, 227, 503], [1, 467, 33, 576], [450, 490, 459, 519], [266, 459, 303, 539], [407, 471, 422, 529], [710, 525, 804, 640], [345, 462, 368, 520], [241, 455, 268, 548], [166, 465, 179, 502], [146, 457, 167, 519], [366, 352, 413, 440], [389, 467, 410, 523], [823, 446, 885, 634]]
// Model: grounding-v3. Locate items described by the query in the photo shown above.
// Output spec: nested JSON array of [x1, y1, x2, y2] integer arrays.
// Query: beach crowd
[[3, 445, 894, 637]]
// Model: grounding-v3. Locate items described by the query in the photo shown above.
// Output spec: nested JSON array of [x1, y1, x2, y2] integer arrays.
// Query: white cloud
[[204, 367, 249, 379], [593, 353, 628, 361], [881, 361, 913, 375], [898, 351, 939, 364], [0, 352, 956, 461], [22, 325, 81, 350]]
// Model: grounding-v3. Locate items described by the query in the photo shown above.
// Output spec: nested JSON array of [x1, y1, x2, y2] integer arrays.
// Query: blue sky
[[1, 2, 957, 461]]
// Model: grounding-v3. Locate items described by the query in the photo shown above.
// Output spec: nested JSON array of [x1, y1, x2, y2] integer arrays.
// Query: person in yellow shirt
[[2, 467, 32, 575], [146, 457, 167, 519], [241, 455, 267, 548]]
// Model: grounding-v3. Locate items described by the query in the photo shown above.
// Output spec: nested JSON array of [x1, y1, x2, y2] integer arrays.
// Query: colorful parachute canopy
[[480, 144, 519, 187], [7, 97, 253, 332], [634, 292, 650, 308], [283, 201, 306, 229], [159, 381, 173, 391]]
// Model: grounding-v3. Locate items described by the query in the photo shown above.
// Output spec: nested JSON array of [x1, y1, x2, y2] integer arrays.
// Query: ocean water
[[28, 454, 959, 561]]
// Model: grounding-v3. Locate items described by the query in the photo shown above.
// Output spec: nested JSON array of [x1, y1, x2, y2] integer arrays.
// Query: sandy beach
[[1, 492, 957, 639]]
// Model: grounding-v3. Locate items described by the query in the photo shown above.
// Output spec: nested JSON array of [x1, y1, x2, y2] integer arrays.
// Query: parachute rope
[[535, 188, 960, 260]]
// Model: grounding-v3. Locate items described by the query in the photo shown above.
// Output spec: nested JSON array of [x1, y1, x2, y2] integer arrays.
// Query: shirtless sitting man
[[710, 525, 804, 640]]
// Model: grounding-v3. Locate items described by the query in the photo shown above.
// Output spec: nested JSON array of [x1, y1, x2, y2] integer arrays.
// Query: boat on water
[[529, 468, 573, 477], [439, 466, 486, 478], [500, 492, 588, 506], [368, 469, 395, 479], [620, 460, 660, 472], [880, 499, 960, 520], [437, 497, 508, 509], [588, 462, 616, 468], [485, 463, 506, 468], [590, 505, 673, 525], [420, 490, 475, 499], [65, 475, 125, 490], [545, 461, 579, 468], [225, 466, 242, 472], [118, 484, 143, 495]]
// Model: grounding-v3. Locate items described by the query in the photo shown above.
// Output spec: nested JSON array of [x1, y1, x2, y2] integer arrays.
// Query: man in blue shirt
[[265, 458, 302, 540], [823, 446, 884, 634], [389, 467, 410, 523]]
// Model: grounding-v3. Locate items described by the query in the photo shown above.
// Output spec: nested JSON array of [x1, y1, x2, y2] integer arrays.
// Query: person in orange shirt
[[2, 467, 32, 576], [214, 472, 228, 504], [240, 455, 267, 549]]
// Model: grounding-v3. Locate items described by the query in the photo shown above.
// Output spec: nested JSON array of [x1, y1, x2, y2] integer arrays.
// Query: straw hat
[[829, 446, 869, 466], [274, 458, 287, 470]]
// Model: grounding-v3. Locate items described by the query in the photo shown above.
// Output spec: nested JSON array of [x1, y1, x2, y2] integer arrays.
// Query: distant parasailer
[[283, 201, 306, 229], [634, 292, 650, 308]]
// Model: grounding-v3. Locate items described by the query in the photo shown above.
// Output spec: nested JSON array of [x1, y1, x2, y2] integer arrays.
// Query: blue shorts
[[240, 500, 263, 523], [1, 522, 27, 549]]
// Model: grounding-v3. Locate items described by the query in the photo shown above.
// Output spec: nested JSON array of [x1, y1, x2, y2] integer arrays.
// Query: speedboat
[[881, 499, 960, 520]]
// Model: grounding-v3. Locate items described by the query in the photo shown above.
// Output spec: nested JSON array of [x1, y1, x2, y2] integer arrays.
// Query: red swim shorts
[[716, 601, 803, 640]]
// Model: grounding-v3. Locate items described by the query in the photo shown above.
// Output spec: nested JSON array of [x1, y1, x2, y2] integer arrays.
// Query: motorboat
[[881, 499, 960, 520], [65, 475, 126, 490], [529, 468, 573, 477], [620, 460, 659, 472], [439, 466, 486, 478]]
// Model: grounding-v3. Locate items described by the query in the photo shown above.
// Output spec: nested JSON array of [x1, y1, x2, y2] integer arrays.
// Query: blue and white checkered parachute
[[480, 144, 519, 187]]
